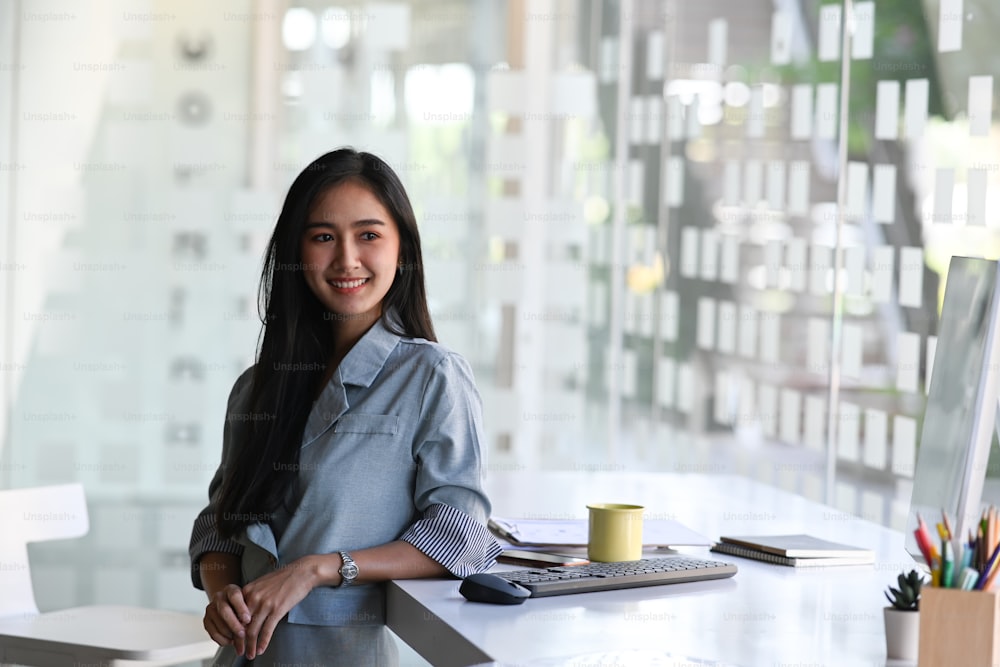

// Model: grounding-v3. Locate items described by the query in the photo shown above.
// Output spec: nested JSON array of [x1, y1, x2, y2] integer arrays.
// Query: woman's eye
[[314, 233, 333, 242], [361, 232, 378, 241]]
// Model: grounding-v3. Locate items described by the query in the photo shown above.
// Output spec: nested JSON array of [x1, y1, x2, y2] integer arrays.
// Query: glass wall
[[1, 0, 997, 618]]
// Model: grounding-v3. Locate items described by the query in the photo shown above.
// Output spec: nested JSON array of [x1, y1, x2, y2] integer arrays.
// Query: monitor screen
[[907, 256, 1000, 561]]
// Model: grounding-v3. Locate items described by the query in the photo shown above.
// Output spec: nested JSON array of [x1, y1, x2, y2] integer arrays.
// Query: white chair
[[0, 484, 217, 666]]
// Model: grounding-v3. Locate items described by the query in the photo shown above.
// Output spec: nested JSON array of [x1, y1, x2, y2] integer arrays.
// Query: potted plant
[[884, 569, 923, 661]]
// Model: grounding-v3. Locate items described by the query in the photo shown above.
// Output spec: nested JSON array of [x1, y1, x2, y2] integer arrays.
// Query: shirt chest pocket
[[334, 413, 399, 436]]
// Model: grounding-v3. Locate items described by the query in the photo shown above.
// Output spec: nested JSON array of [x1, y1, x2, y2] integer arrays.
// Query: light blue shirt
[[189, 316, 501, 626]]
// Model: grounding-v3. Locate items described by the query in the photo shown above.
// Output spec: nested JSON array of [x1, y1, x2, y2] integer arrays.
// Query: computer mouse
[[459, 573, 531, 605]]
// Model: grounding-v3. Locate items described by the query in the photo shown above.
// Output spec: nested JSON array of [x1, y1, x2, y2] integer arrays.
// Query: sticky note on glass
[[780, 389, 802, 444], [810, 245, 832, 295], [968, 75, 993, 137], [845, 246, 866, 297], [808, 317, 830, 375], [933, 168, 954, 225], [872, 164, 896, 223], [852, 2, 875, 59], [791, 85, 813, 140], [724, 160, 741, 205], [768, 161, 786, 211], [646, 31, 665, 80], [664, 155, 684, 207], [875, 80, 900, 140], [720, 235, 740, 284], [759, 314, 781, 364], [667, 96, 684, 140], [658, 357, 676, 408], [758, 384, 777, 438], [697, 298, 716, 350], [718, 301, 737, 355], [871, 246, 894, 303], [708, 19, 727, 66], [905, 79, 929, 139], [842, 323, 863, 380], [786, 238, 807, 292], [805, 395, 826, 451], [892, 415, 917, 477], [938, 0, 964, 53], [898, 247, 924, 308], [846, 162, 868, 219], [926, 335, 937, 394], [896, 331, 920, 393], [788, 161, 811, 215], [687, 95, 702, 139], [863, 409, 887, 469], [680, 227, 699, 278], [678, 364, 694, 413], [600, 36, 618, 83], [967, 168, 987, 226], [818, 5, 842, 62], [816, 84, 839, 139], [771, 11, 792, 65], [838, 402, 860, 462], [662, 291, 679, 342], [646, 96, 663, 144], [629, 97, 646, 145], [765, 240, 782, 289], [744, 160, 762, 205], [747, 87, 765, 138], [739, 306, 757, 358]]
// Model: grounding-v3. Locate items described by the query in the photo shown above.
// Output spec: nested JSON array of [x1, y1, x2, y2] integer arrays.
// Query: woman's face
[[300, 180, 401, 328]]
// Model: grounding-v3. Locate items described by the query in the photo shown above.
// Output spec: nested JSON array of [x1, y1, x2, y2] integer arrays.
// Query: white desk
[[0, 605, 216, 666], [388, 472, 916, 667]]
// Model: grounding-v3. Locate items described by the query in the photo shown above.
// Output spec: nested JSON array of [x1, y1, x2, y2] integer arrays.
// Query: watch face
[[341, 562, 359, 580]]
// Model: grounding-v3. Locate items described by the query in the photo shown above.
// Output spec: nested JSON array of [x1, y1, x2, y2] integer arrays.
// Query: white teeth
[[330, 278, 368, 288]]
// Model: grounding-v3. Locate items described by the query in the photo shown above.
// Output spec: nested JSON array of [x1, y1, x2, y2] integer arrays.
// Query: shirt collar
[[337, 313, 403, 388]]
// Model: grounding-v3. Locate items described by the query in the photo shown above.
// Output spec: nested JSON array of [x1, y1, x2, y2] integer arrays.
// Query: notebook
[[710, 534, 875, 568]]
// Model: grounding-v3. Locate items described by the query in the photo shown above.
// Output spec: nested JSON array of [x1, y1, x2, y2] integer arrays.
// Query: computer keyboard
[[495, 556, 737, 597]]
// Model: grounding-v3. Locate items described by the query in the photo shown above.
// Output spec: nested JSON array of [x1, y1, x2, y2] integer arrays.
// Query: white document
[[489, 516, 713, 548]]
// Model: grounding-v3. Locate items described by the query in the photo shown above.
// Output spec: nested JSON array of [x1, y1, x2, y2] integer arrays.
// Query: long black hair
[[215, 148, 435, 538]]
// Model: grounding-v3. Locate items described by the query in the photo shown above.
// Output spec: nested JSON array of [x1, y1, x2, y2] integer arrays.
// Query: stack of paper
[[488, 516, 712, 548]]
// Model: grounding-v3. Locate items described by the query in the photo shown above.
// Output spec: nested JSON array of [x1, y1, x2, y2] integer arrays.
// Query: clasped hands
[[203, 555, 331, 659]]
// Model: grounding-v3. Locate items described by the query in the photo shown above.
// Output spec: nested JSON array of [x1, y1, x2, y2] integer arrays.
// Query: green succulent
[[884, 570, 924, 611]]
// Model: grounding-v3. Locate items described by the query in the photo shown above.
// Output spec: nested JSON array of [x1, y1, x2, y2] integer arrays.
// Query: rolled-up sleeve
[[401, 353, 502, 577], [188, 367, 254, 589]]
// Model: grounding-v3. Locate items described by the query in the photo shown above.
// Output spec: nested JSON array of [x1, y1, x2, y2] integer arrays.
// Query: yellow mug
[[586, 503, 644, 562]]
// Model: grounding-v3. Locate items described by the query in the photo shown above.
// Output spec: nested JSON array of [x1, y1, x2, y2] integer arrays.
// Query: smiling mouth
[[328, 277, 370, 289]]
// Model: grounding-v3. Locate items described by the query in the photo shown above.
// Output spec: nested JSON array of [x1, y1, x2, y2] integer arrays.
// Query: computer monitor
[[906, 256, 1000, 561]]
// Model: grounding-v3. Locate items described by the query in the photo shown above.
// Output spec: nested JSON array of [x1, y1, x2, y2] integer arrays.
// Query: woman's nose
[[332, 239, 359, 268]]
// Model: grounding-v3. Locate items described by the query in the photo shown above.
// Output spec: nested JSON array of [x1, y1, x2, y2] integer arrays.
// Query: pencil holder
[[918, 587, 1000, 666]]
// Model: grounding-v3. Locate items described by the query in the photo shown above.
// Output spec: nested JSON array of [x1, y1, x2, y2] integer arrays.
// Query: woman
[[188, 148, 501, 665]]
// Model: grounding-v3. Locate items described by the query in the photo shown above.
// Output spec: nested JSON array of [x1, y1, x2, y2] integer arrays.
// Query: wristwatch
[[337, 550, 359, 587]]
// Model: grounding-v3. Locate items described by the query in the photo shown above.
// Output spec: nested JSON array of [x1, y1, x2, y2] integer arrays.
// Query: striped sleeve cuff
[[400, 503, 503, 578], [189, 512, 245, 590]]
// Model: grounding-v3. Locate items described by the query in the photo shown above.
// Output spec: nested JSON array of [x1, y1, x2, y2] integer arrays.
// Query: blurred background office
[[1, 0, 998, 627]]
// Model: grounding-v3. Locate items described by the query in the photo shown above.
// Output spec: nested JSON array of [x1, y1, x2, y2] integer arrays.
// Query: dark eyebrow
[[303, 219, 386, 230]]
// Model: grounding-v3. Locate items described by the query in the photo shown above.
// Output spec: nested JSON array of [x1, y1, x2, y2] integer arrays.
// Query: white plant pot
[[884, 607, 920, 661]]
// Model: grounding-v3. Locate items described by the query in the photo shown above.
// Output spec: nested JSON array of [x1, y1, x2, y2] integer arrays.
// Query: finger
[[226, 585, 253, 625], [214, 598, 247, 639], [243, 609, 270, 660], [255, 612, 281, 657], [233, 629, 247, 658], [204, 615, 233, 647], [241, 609, 267, 660]]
